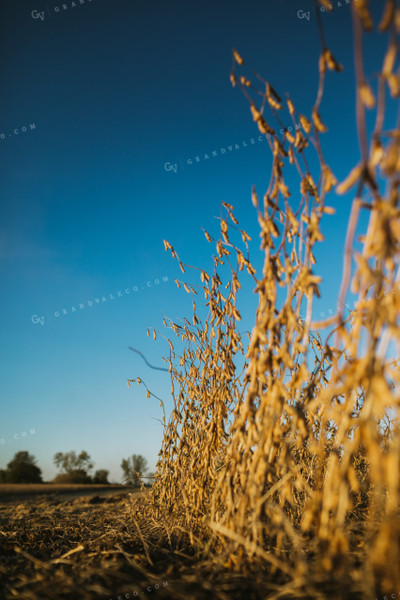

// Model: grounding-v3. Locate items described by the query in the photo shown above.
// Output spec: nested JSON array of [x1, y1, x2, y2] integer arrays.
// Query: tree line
[[0, 450, 153, 486]]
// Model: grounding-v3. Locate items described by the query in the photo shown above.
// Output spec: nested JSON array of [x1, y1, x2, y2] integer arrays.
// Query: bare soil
[[0, 483, 132, 503], [0, 487, 267, 600], [0, 486, 369, 600]]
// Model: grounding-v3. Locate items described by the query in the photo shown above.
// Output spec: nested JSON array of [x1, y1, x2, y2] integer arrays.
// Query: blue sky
[[0, 0, 390, 482]]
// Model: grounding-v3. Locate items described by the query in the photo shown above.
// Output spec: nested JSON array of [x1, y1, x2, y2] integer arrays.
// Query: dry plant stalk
[[133, 1, 400, 597], [148, 210, 255, 533]]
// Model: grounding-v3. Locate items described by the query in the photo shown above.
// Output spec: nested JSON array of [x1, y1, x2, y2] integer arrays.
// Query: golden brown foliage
[[136, 2, 400, 597]]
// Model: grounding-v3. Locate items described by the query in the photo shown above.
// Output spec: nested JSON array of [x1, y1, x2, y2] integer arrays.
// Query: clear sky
[[0, 0, 391, 482]]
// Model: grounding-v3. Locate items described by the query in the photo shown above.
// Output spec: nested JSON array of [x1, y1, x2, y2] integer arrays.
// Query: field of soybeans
[[2, 1, 400, 598]]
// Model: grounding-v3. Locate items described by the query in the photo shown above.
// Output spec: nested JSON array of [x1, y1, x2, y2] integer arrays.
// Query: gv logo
[[297, 9, 311, 20], [31, 10, 45, 21], [31, 314, 45, 325], [164, 161, 178, 173]]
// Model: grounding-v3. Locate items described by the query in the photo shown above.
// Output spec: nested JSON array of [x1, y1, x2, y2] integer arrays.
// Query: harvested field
[[0, 484, 133, 504], [1, 486, 394, 600], [0, 490, 287, 600]]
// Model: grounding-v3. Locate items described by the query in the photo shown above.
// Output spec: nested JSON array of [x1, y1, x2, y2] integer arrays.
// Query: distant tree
[[121, 454, 148, 487], [0, 469, 6, 483], [53, 450, 94, 484], [53, 450, 94, 474], [93, 469, 109, 484], [2, 451, 43, 483]]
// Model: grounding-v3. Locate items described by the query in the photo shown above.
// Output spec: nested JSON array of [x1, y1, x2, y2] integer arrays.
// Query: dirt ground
[[0, 485, 371, 600], [0, 483, 133, 503], [0, 486, 282, 600]]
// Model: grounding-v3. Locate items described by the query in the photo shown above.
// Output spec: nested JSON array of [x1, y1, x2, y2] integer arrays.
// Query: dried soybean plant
[[302, 1, 400, 593], [208, 17, 341, 591], [207, 0, 400, 596], [131, 0, 400, 597], [148, 209, 255, 535]]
